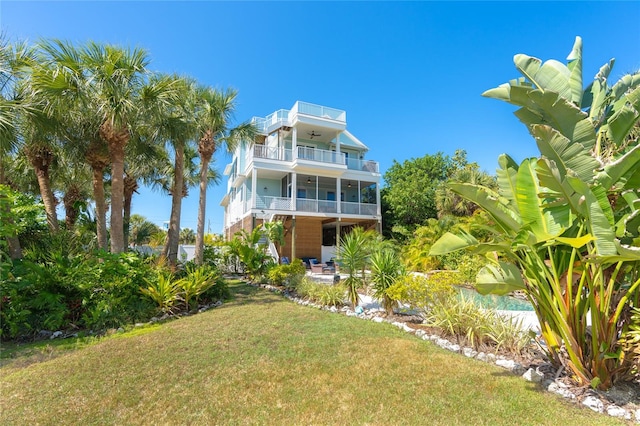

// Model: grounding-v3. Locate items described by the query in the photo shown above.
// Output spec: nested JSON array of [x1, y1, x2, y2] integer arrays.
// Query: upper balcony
[[251, 101, 346, 135], [249, 145, 379, 173]]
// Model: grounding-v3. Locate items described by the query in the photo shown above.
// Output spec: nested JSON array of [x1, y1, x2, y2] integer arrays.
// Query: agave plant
[[431, 37, 640, 389]]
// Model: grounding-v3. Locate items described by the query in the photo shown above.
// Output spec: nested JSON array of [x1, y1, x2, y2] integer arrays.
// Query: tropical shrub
[[141, 270, 181, 314], [431, 37, 640, 388], [297, 277, 345, 307], [369, 249, 406, 314], [426, 294, 530, 354], [267, 259, 306, 289], [337, 230, 368, 307], [386, 272, 458, 313], [177, 265, 219, 311], [619, 308, 640, 376]]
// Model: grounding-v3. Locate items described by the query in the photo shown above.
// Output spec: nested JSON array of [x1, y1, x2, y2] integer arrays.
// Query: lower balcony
[[254, 196, 377, 216]]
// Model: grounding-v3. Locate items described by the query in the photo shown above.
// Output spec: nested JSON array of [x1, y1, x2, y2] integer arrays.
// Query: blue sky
[[2, 1, 639, 233]]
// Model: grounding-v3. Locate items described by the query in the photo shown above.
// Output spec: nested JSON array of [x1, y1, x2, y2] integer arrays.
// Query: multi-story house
[[221, 101, 382, 263]]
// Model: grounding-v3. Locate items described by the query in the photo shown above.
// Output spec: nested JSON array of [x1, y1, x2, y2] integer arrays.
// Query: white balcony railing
[[341, 202, 377, 216], [297, 147, 346, 165], [251, 109, 290, 133], [346, 157, 379, 172], [293, 101, 346, 122], [253, 145, 292, 161], [257, 196, 293, 211]]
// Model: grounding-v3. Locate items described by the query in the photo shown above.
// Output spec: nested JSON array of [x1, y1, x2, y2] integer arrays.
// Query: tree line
[[0, 36, 255, 266]]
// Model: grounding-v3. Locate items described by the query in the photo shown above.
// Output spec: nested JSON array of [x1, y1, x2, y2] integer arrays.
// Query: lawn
[[0, 281, 623, 425]]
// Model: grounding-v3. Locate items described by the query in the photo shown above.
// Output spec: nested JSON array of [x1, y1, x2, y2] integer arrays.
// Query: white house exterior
[[221, 101, 382, 263]]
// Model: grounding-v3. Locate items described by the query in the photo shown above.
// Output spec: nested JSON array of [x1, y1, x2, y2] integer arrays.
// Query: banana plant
[[431, 37, 640, 389]]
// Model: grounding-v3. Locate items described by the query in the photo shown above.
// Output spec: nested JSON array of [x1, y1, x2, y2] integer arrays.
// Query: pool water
[[457, 287, 534, 311]]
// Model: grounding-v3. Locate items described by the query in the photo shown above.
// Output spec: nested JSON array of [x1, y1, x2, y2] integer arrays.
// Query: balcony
[[291, 101, 346, 122], [254, 196, 377, 216], [346, 157, 379, 173], [297, 146, 345, 165], [251, 102, 346, 135], [253, 145, 292, 162]]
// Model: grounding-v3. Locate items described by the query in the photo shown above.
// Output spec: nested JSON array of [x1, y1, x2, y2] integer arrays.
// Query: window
[[297, 188, 307, 199], [327, 191, 336, 201]]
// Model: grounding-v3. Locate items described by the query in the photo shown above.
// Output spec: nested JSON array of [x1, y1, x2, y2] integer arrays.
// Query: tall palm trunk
[[25, 145, 59, 233], [123, 174, 138, 249], [86, 145, 109, 251], [162, 142, 185, 266], [62, 183, 83, 229], [100, 121, 129, 253], [194, 131, 214, 265]]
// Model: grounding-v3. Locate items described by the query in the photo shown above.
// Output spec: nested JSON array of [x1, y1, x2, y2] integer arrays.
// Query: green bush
[[296, 278, 345, 307], [267, 259, 306, 289], [386, 273, 458, 313], [1, 251, 159, 339], [426, 294, 530, 354]]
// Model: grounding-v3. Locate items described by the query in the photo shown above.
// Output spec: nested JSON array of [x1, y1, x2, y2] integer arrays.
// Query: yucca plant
[[338, 230, 368, 308], [431, 37, 640, 388], [369, 249, 405, 314]]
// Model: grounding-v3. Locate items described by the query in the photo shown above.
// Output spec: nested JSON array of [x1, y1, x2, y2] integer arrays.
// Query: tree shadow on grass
[[222, 281, 285, 307]]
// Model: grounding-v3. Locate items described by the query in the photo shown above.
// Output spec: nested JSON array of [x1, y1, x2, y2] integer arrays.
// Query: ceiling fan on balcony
[[307, 130, 321, 139]]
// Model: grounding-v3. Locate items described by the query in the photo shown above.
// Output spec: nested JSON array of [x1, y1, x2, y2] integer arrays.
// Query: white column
[[335, 131, 341, 154], [291, 172, 297, 211], [376, 181, 382, 218], [251, 171, 257, 211], [336, 177, 341, 214], [292, 127, 298, 160]]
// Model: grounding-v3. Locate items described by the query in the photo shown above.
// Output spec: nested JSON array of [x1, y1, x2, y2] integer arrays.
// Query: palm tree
[[192, 87, 256, 265], [1, 37, 38, 258], [153, 76, 198, 266], [80, 42, 151, 253], [18, 106, 62, 233], [32, 40, 111, 250]]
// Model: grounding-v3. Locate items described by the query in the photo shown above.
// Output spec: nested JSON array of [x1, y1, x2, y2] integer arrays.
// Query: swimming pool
[[457, 287, 534, 311]]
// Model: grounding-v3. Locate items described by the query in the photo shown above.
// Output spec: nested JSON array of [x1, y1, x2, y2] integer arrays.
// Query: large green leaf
[[514, 54, 572, 100], [476, 262, 526, 295], [597, 144, 640, 190], [566, 36, 583, 105], [496, 154, 519, 210], [429, 231, 478, 255], [607, 86, 640, 146], [449, 182, 522, 235], [532, 124, 599, 183], [516, 158, 564, 239], [567, 176, 617, 255], [535, 158, 581, 214], [481, 77, 532, 104]]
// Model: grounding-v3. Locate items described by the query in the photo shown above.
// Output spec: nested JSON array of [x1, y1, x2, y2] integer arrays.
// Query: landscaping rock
[[449, 344, 461, 352], [485, 353, 497, 363], [476, 352, 487, 362], [117, 327, 125, 333], [372, 317, 385, 323], [635, 409, 640, 422], [50, 331, 63, 339], [462, 347, 477, 358], [522, 368, 544, 383], [582, 395, 604, 413], [606, 405, 629, 419], [547, 382, 576, 399], [495, 358, 516, 370], [38, 330, 53, 339]]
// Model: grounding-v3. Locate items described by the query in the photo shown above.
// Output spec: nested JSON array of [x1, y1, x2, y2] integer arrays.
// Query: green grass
[[0, 281, 623, 425]]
